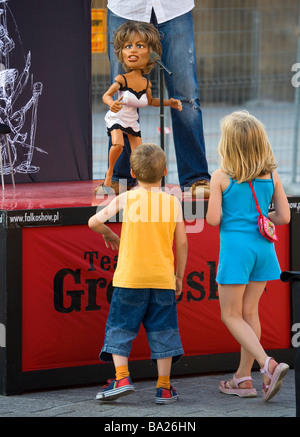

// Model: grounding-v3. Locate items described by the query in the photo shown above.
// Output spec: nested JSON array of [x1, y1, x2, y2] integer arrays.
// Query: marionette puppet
[[99, 21, 182, 193]]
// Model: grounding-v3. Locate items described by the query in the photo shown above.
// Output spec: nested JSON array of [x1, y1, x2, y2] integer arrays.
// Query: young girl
[[100, 21, 182, 193], [206, 110, 290, 402]]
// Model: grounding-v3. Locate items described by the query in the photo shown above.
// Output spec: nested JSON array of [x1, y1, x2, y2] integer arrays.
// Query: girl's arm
[[268, 171, 290, 225], [174, 199, 188, 296], [88, 192, 127, 250], [146, 86, 182, 111], [206, 169, 225, 226]]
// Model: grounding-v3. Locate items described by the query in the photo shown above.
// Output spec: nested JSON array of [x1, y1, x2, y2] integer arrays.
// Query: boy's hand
[[175, 277, 183, 296], [170, 98, 182, 111], [102, 229, 120, 250]]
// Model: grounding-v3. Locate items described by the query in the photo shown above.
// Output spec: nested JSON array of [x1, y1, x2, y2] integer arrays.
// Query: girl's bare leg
[[218, 283, 277, 387], [236, 281, 266, 387]]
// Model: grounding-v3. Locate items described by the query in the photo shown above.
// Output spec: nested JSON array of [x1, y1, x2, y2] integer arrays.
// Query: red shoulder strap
[[248, 181, 261, 214]]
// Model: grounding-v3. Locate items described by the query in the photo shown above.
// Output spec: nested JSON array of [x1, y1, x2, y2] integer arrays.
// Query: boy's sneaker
[[155, 386, 178, 404], [96, 377, 134, 401]]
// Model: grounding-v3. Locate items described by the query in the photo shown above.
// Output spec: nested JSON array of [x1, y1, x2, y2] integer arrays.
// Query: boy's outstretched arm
[[174, 199, 188, 296]]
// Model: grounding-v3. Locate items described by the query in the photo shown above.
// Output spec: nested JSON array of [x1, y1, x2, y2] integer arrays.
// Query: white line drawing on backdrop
[[0, 0, 46, 177]]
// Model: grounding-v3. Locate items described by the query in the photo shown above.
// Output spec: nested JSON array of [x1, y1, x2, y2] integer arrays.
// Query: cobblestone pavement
[[0, 369, 296, 419]]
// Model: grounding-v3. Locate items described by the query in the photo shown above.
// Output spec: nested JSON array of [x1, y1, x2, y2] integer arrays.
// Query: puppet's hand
[[170, 98, 182, 111], [110, 96, 124, 113]]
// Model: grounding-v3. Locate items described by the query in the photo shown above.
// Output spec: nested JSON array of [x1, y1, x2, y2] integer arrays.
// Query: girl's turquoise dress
[[216, 176, 281, 284]]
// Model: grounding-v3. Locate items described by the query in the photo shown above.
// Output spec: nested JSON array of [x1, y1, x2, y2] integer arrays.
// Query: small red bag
[[248, 181, 278, 243]]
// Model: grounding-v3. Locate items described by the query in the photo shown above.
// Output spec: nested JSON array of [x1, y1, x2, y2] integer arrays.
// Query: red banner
[[22, 222, 290, 372]]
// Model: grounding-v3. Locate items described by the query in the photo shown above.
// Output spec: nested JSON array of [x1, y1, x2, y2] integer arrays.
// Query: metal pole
[[0, 144, 4, 190], [251, 9, 261, 101], [160, 65, 165, 187]]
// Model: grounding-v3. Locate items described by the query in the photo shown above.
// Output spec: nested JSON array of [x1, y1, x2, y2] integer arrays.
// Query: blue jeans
[[100, 287, 184, 363], [107, 9, 210, 189]]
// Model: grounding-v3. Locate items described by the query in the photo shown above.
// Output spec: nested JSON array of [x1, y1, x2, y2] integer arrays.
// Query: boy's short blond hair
[[113, 21, 162, 74], [130, 144, 166, 183], [218, 110, 277, 183]]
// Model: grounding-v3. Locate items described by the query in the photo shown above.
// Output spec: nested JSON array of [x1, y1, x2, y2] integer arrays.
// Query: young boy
[[88, 143, 187, 404]]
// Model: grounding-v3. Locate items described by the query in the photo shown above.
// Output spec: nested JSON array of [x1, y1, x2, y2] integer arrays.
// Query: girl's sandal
[[219, 374, 257, 398], [260, 356, 289, 402]]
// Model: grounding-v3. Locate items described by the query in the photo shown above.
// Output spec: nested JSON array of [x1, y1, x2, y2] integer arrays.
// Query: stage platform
[[0, 180, 103, 210], [0, 181, 299, 395], [0, 179, 207, 206]]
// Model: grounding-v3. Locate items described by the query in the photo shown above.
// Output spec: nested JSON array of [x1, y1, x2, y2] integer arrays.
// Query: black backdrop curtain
[[1, 0, 92, 183]]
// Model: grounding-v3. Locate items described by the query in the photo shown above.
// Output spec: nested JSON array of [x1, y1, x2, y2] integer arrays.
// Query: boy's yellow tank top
[[113, 188, 178, 289]]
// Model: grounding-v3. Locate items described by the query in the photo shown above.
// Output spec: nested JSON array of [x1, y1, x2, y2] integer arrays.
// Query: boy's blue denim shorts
[[100, 287, 184, 364]]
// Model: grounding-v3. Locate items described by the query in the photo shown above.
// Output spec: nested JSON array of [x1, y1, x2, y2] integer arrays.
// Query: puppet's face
[[122, 32, 150, 71]]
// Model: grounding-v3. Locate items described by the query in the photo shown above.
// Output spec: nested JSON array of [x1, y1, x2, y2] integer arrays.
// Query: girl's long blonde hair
[[218, 110, 277, 183]]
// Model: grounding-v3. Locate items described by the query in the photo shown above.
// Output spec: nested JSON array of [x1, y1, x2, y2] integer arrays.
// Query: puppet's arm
[[146, 87, 182, 111], [102, 79, 124, 113]]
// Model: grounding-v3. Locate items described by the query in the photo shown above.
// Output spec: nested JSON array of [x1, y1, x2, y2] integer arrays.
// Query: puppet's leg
[[104, 130, 124, 187], [127, 134, 142, 152]]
